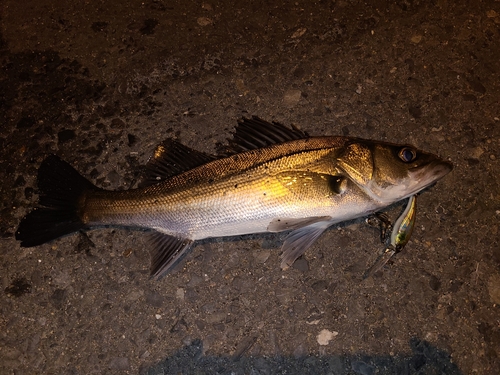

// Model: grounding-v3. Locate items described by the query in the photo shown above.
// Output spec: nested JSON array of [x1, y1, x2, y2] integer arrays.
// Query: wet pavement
[[1, 1, 499, 374]]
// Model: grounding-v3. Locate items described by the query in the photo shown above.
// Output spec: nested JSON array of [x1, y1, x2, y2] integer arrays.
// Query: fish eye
[[398, 147, 417, 163]]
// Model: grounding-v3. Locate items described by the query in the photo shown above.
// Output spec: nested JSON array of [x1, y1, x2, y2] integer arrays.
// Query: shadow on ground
[[143, 338, 462, 375]]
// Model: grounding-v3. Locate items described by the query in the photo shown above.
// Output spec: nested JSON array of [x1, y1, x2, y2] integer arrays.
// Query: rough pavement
[[1, 1, 499, 374]]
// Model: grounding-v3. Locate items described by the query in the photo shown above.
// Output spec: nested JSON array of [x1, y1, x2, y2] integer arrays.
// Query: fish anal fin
[[268, 216, 331, 232], [149, 232, 193, 279], [280, 222, 332, 270], [218, 116, 308, 155], [143, 139, 215, 186]]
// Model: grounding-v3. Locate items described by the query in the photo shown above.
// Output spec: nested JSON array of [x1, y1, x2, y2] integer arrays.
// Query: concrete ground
[[1, 0, 499, 374]]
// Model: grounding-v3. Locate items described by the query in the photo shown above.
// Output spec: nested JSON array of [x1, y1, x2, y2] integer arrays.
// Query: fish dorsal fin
[[143, 139, 215, 186], [279, 221, 333, 269], [219, 116, 309, 155], [149, 231, 194, 279]]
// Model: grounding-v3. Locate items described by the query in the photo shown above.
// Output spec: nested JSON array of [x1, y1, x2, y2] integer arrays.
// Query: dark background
[[1, 1, 499, 374]]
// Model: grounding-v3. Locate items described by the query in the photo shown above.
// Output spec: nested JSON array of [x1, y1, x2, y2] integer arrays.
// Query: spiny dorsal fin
[[218, 116, 309, 156], [143, 139, 215, 186]]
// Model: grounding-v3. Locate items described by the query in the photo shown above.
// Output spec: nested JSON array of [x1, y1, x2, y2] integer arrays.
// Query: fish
[[363, 194, 417, 279], [15, 117, 453, 279]]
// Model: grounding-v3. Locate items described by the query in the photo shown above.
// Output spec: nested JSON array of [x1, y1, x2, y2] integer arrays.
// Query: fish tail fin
[[16, 155, 97, 247]]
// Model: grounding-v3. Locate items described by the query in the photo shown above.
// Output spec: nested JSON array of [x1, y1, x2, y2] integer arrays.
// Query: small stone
[[253, 250, 270, 264], [311, 280, 328, 292], [197, 17, 213, 26], [188, 274, 203, 287], [467, 78, 487, 94], [3, 346, 22, 360], [201, 302, 216, 314], [470, 146, 484, 159], [206, 312, 226, 323], [292, 258, 309, 272], [49, 289, 67, 310], [317, 329, 338, 345], [283, 89, 302, 107], [411, 35, 422, 43], [486, 10, 498, 18], [488, 274, 500, 304], [293, 343, 307, 358], [409, 105, 422, 119], [109, 357, 130, 370], [106, 170, 121, 185], [291, 27, 307, 39], [145, 290, 164, 308], [202, 3, 213, 11], [429, 275, 441, 291], [235, 78, 246, 93], [176, 288, 185, 300]]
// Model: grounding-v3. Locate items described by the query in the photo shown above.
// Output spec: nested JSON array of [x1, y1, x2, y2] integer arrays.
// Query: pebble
[[470, 146, 484, 159], [486, 10, 498, 18], [145, 290, 164, 308], [488, 274, 500, 304], [253, 250, 270, 264], [283, 89, 302, 107], [108, 357, 130, 370], [176, 288, 185, 300], [202, 3, 213, 11], [50, 289, 67, 310], [317, 329, 338, 345], [292, 258, 309, 272], [411, 35, 422, 43], [187, 274, 203, 287], [197, 17, 213, 26], [291, 27, 307, 39]]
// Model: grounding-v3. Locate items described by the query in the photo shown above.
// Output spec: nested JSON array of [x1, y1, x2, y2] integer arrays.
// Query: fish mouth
[[408, 159, 453, 194]]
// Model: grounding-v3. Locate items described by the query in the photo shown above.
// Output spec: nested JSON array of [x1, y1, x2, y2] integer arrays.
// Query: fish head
[[337, 140, 453, 204]]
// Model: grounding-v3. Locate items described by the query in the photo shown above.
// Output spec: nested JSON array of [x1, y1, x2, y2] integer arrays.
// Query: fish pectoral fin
[[280, 221, 332, 270], [149, 232, 193, 280], [268, 216, 332, 232], [142, 139, 215, 186]]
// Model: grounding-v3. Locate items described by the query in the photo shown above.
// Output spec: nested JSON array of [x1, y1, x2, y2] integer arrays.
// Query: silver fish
[[16, 117, 452, 279]]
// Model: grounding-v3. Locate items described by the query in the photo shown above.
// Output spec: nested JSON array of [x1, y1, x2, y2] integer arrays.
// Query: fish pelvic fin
[[149, 232, 193, 280], [280, 221, 332, 269], [16, 155, 98, 247]]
